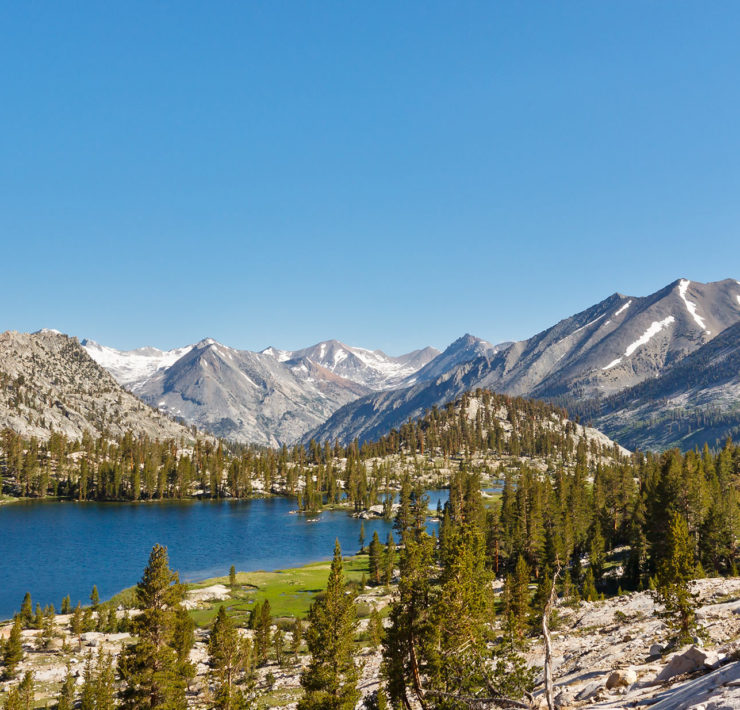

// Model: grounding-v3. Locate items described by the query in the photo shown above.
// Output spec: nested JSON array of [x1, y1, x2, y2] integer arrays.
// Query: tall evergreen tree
[[428, 520, 495, 700], [2, 616, 23, 679], [19, 593, 32, 629], [56, 668, 76, 710], [368, 531, 382, 585], [656, 513, 698, 644], [90, 585, 100, 611], [382, 504, 436, 709], [3, 671, 34, 710], [299, 540, 359, 710], [208, 606, 248, 710], [255, 600, 272, 666], [118, 544, 191, 710]]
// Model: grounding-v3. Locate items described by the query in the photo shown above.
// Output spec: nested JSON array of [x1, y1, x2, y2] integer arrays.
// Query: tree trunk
[[542, 564, 561, 710]]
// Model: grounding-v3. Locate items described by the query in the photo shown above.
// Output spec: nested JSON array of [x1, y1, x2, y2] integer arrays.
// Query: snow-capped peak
[[82, 339, 193, 387], [261, 346, 292, 362], [261, 339, 440, 390]]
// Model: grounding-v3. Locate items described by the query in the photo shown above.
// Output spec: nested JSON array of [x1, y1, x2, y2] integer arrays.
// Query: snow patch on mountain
[[678, 279, 710, 334], [614, 300, 632, 317], [82, 339, 193, 388], [261, 340, 440, 390], [602, 358, 623, 371], [625, 316, 676, 357], [603, 316, 676, 370], [261, 346, 291, 362]]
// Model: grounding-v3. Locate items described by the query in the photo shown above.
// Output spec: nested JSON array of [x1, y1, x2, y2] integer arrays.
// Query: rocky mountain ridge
[[0, 330, 194, 442], [261, 339, 440, 389], [82, 337, 442, 446], [127, 338, 372, 446], [15, 276, 738, 449], [307, 278, 740, 448]]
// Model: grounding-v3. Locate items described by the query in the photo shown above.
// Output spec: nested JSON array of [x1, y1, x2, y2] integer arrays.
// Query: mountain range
[[3, 277, 737, 451], [306, 278, 740, 449], [81, 338, 442, 446]]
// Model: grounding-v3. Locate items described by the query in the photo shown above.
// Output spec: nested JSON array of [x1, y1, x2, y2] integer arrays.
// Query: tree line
[[1, 389, 626, 505]]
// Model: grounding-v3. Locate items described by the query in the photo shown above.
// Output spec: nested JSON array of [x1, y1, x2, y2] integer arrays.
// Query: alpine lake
[[0, 489, 465, 620]]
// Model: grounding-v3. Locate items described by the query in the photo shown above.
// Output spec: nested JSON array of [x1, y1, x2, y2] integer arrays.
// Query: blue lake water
[[0, 496, 434, 620]]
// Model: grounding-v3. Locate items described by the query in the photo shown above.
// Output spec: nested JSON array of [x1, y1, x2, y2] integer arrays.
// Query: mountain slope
[[86, 337, 440, 445], [261, 339, 440, 389], [0, 330, 194, 441], [586, 320, 740, 450], [306, 278, 740, 446], [130, 339, 371, 446], [476, 278, 740, 401], [406, 334, 509, 384]]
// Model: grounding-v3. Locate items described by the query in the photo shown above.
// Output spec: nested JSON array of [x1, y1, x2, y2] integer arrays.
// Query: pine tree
[[368, 531, 382, 585], [79, 653, 97, 710], [2, 616, 23, 679], [382, 513, 435, 708], [656, 513, 697, 644], [255, 600, 272, 666], [581, 568, 598, 602], [42, 605, 57, 649], [118, 544, 191, 710], [71, 603, 84, 648], [505, 556, 531, 643], [299, 540, 359, 710], [290, 618, 303, 661], [273, 627, 286, 667], [90, 585, 100, 611], [19, 593, 32, 629], [32, 604, 43, 630], [208, 606, 248, 710], [229, 565, 237, 589], [56, 668, 76, 710], [3, 671, 34, 710], [369, 608, 384, 649], [588, 523, 605, 583], [95, 650, 117, 710], [83, 607, 94, 632], [61, 595, 71, 615], [428, 520, 495, 698]]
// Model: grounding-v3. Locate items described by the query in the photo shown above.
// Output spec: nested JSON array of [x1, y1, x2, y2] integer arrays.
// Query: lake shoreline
[[0, 494, 429, 621]]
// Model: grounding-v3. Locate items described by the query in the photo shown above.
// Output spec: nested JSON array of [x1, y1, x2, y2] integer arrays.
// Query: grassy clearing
[[187, 554, 375, 627]]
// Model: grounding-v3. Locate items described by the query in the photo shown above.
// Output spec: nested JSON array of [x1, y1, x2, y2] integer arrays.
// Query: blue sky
[[2, 2, 739, 354]]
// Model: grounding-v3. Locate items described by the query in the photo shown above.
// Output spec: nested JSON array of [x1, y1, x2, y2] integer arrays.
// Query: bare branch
[[542, 561, 562, 710]]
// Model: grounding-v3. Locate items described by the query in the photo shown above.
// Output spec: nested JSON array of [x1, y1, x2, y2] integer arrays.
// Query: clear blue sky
[[2, 2, 739, 354]]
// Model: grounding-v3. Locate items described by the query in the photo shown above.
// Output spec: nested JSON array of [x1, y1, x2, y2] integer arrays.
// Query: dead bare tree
[[542, 563, 562, 710]]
